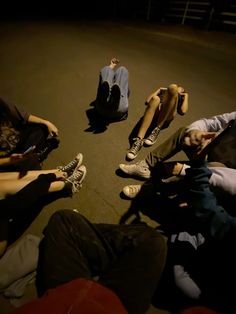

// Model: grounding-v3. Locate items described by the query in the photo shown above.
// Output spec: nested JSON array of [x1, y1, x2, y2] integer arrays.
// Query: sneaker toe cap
[[126, 152, 136, 160]]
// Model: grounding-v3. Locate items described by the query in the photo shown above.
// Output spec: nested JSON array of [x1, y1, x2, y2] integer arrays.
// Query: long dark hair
[[0, 98, 11, 124]]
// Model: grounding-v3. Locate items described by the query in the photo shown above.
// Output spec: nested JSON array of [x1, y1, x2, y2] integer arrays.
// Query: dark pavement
[[0, 20, 235, 313]]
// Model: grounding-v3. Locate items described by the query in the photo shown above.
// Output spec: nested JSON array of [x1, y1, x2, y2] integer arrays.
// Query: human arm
[[28, 115, 58, 136], [185, 161, 236, 240], [186, 112, 236, 133], [174, 265, 201, 299], [171, 232, 204, 299], [178, 92, 189, 115], [145, 87, 166, 104], [0, 154, 27, 166]]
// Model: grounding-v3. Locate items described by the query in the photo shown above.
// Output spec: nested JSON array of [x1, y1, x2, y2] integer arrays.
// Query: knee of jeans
[[117, 66, 128, 75]]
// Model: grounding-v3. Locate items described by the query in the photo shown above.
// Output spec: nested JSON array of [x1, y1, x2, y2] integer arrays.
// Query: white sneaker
[[119, 160, 151, 179], [123, 185, 142, 198]]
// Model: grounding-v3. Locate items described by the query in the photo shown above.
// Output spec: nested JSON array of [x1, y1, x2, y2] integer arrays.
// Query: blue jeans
[[96, 66, 129, 119]]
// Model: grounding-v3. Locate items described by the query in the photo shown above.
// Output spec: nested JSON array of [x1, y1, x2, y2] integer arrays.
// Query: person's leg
[[100, 66, 115, 87], [155, 97, 177, 130], [0, 169, 59, 181], [0, 173, 62, 255], [0, 173, 63, 219], [126, 96, 161, 160], [37, 209, 167, 314], [144, 96, 177, 146], [0, 170, 65, 198], [36, 209, 115, 295], [120, 127, 187, 179], [137, 96, 161, 139], [98, 224, 167, 314], [112, 66, 129, 114], [146, 126, 187, 168]]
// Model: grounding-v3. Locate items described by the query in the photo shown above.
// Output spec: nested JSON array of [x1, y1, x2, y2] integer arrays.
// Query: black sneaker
[[57, 153, 83, 176], [126, 137, 143, 160]]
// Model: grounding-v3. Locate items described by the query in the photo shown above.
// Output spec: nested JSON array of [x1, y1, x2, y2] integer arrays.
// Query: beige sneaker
[[119, 160, 151, 179], [123, 184, 142, 199]]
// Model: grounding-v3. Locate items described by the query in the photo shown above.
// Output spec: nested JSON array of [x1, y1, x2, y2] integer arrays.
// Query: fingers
[[111, 58, 120, 64]]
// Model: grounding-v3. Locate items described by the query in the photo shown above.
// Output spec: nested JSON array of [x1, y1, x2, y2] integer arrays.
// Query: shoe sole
[[126, 153, 137, 160], [75, 165, 87, 184], [76, 153, 83, 168], [144, 140, 155, 146]]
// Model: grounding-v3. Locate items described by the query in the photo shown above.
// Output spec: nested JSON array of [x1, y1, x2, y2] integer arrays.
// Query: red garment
[[180, 306, 218, 314], [11, 278, 127, 314]]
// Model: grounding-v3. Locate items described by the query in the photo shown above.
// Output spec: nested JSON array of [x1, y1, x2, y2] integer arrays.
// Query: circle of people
[[0, 58, 236, 314]]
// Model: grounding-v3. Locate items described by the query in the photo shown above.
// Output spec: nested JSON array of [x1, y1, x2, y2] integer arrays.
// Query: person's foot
[[126, 137, 143, 160], [119, 160, 151, 179], [109, 58, 120, 69], [123, 184, 142, 199], [66, 165, 87, 194], [144, 127, 161, 146], [58, 153, 83, 176]]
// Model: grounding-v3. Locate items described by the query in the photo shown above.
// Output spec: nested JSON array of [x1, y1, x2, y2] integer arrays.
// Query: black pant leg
[[37, 210, 167, 313], [18, 124, 49, 153], [36, 209, 116, 296], [98, 224, 167, 314]]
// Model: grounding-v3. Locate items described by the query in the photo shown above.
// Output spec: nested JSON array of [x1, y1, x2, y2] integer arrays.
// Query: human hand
[[45, 121, 59, 137], [111, 58, 120, 65], [10, 153, 26, 164], [172, 162, 184, 176]]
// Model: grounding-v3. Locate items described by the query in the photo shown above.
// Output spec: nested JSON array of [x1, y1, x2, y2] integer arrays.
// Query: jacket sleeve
[[186, 112, 236, 133], [185, 161, 236, 240]]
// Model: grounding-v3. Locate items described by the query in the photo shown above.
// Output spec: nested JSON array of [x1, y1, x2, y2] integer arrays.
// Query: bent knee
[[117, 66, 128, 75], [137, 228, 167, 256], [47, 209, 82, 228], [148, 96, 160, 108]]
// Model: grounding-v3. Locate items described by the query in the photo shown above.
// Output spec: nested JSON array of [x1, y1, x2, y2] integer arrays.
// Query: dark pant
[[37, 210, 167, 314], [17, 124, 49, 153], [145, 127, 191, 168], [0, 173, 67, 244], [0, 124, 49, 172]]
